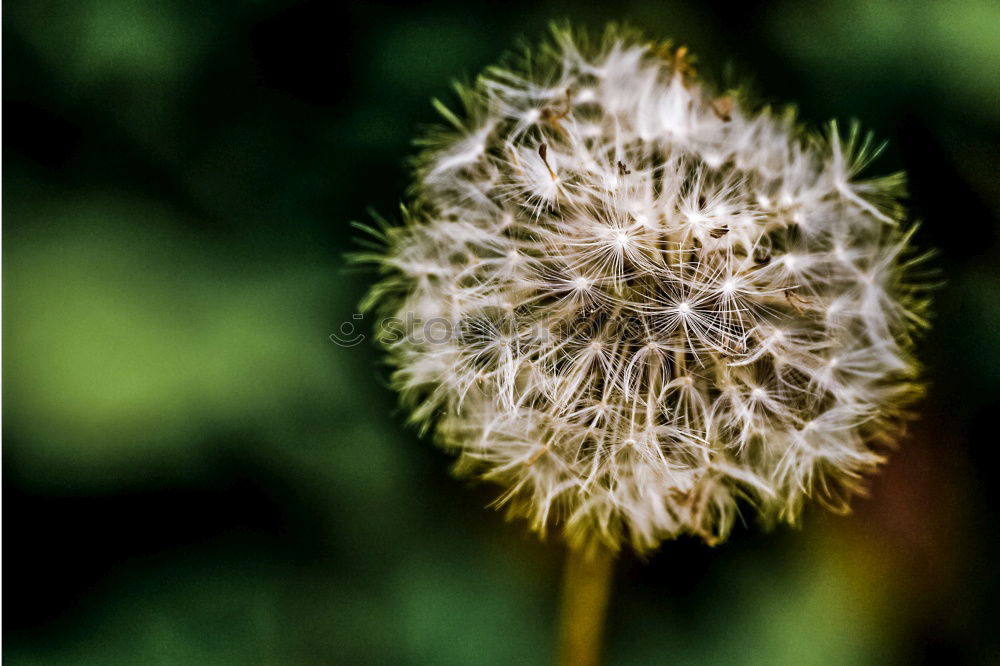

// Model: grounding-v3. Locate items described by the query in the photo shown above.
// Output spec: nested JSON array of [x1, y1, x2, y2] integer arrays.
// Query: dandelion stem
[[557, 544, 614, 666]]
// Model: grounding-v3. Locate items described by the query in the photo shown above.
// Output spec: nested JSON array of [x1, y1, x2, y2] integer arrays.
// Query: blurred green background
[[4, 0, 1000, 663]]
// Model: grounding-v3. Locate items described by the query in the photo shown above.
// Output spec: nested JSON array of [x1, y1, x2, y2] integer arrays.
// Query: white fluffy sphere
[[359, 26, 930, 552]]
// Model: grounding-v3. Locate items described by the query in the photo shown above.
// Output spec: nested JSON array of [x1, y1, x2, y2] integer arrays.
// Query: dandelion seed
[[359, 25, 931, 554]]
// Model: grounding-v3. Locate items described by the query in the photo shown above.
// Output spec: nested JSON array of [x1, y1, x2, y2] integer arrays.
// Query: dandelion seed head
[[360, 25, 930, 553]]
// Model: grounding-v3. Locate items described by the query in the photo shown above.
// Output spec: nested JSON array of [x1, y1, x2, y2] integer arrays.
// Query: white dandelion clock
[[358, 26, 931, 558]]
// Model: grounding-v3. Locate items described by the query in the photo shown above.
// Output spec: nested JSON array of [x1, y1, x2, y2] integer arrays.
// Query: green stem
[[557, 544, 615, 666]]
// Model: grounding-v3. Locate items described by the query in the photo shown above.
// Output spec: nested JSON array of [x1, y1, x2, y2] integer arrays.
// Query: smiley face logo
[[329, 314, 365, 347]]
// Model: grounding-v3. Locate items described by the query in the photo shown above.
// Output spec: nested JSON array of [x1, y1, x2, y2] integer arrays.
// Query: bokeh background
[[4, 0, 1000, 663]]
